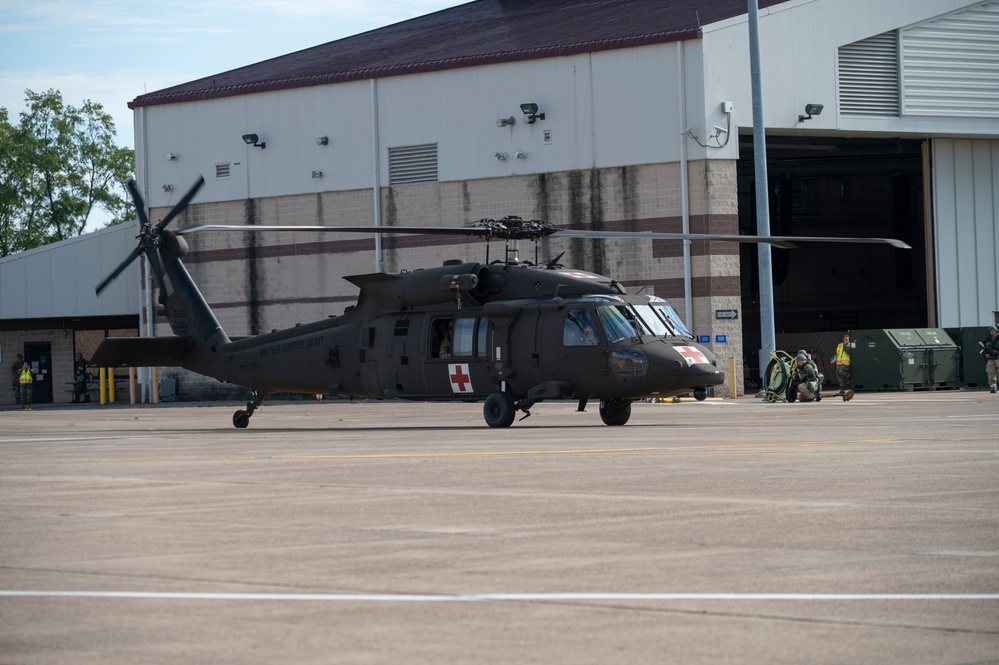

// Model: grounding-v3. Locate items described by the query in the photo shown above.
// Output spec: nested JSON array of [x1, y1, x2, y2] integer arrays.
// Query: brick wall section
[[149, 159, 746, 398], [1, 330, 76, 406]]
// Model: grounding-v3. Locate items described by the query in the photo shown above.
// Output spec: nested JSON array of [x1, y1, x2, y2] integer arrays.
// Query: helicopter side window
[[453, 318, 476, 357], [431, 318, 454, 359], [563, 308, 599, 346], [476, 317, 489, 356]]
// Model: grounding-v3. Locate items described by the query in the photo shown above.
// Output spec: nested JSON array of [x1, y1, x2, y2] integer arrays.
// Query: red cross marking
[[449, 363, 473, 393], [676, 345, 708, 366]]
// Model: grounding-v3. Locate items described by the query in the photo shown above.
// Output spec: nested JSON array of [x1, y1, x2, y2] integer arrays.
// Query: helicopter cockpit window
[[564, 308, 599, 346], [596, 305, 643, 343], [631, 304, 670, 336], [647, 297, 692, 338]]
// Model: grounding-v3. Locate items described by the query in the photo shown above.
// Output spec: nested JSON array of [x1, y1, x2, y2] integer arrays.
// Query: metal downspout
[[677, 41, 693, 331], [371, 79, 382, 273]]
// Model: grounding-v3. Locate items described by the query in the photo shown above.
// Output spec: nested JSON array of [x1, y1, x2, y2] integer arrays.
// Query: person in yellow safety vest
[[18, 362, 34, 411], [833, 334, 852, 397]]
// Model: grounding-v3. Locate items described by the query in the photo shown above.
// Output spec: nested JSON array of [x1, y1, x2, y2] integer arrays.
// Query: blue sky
[[0, 0, 469, 148]]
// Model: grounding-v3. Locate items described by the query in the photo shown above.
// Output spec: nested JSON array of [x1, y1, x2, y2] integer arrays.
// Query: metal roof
[[129, 0, 788, 109]]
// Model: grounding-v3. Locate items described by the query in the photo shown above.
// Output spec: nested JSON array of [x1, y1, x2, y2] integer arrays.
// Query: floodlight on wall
[[515, 150, 527, 160], [495, 152, 509, 161], [166, 152, 178, 161], [798, 103, 824, 122], [497, 116, 516, 127], [162, 184, 174, 192], [242, 133, 266, 149], [316, 136, 329, 146], [520, 102, 545, 124]]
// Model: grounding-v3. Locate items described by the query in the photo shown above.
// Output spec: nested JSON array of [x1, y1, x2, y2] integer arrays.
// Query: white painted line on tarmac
[[0, 436, 159, 444], [1, 591, 996, 602]]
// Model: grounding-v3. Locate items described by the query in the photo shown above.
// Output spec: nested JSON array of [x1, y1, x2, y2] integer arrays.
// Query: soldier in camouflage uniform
[[981, 326, 999, 394], [788, 352, 821, 403]]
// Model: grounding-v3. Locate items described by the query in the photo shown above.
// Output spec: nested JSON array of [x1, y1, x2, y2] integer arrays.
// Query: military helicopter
[[92, 176, 909, 428]]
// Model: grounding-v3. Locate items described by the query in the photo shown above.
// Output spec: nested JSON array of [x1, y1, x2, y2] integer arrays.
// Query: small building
[[0, 223, 141, 405]]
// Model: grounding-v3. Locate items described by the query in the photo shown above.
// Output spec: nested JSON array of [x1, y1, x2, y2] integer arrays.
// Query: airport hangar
[[1, 0, 997, 405]]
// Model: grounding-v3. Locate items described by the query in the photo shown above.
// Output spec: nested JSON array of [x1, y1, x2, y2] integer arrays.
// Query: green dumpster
[[944, 326, 992, 388], [851, 328, 960, 391]]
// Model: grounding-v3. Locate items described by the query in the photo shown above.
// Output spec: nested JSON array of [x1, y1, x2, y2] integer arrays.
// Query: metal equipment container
[[944, 326, 992, 388], [850, 328, 960, 391]]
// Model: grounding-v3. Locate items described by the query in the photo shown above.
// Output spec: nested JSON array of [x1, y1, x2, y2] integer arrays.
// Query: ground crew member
[[980, 326, 999, 394], [833, 334, 852, 396], [72, 352, 91, 403], [788, 352, 821, 403], [10, 352, 23, 405], [19, 362, 34, 411]]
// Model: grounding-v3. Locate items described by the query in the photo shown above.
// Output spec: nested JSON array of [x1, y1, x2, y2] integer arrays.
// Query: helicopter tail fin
[[90, 337, 190, 368]]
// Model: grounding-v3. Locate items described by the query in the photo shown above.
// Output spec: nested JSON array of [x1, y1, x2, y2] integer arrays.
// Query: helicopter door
[[425, 315, 491, 398], [551, 306, 608, 395]]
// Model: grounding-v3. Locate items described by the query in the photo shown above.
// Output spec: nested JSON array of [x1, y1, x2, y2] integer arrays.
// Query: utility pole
[[748, 0, 776, 384]]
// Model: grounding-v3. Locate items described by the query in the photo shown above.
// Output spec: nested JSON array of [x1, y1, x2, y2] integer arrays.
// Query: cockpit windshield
[[631, 304, 671, 336], [596, 305, 648, 343], [644, 296, 693, 338]]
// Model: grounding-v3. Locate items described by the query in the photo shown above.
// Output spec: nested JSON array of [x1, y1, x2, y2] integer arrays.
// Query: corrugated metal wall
[[932, 138, 999, 326], [0, 221, 141, 319], [902, 0, 999, 118]]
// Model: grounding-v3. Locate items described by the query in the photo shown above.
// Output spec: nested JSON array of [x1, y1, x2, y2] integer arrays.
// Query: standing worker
[[833, 334, 853, 400], [10, 352, 23, 405], [980, 326, 999, 394], [19, 362, 34, 411], [72, 352, 92, 403]]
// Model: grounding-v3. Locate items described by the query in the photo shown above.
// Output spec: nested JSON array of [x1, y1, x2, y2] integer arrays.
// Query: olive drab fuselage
[[220, 260, 723, 405]]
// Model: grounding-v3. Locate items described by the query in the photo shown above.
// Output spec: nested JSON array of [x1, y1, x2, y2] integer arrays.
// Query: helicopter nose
[[670, 343, 724, 389]]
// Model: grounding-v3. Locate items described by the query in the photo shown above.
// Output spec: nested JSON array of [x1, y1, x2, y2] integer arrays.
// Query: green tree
[[0, 89, 135, 257]]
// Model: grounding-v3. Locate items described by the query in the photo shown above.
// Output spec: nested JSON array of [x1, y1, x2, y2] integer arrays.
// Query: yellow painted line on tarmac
[[274, 446, 664, 460], [2, 434, 995, 466]]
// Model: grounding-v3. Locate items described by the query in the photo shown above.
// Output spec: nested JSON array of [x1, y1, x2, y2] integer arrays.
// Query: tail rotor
[[95, 176, 205, 296]]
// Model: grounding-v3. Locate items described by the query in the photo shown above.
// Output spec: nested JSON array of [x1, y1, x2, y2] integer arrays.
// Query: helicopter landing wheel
[[599, 399, 631, 426], [233, 409, 250, 429], [483, 392, 516, 428]]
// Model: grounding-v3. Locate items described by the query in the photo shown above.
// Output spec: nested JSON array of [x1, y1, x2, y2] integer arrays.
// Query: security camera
[[713, 124, 728, 135], [497, 116, 516, 127]]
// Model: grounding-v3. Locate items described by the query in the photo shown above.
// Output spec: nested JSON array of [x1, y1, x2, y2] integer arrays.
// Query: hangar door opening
[[737, 136, 928, 381]]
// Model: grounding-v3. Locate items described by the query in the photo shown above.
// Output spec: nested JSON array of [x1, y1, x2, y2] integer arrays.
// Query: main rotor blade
[[125, 179, 149, 229], [174, 224, 494, 237], [173, 223, 911, 250], [550, 229, 912, 250], [95, 245, 143, 296], [156, 175, 205, 232]]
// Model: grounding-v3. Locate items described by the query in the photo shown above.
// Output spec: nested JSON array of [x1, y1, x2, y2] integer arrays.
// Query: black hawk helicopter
[[92, 176, 909, 428]]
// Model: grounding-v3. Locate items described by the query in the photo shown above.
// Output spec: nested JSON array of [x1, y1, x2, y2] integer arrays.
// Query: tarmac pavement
[[1, 392, 997, 664]]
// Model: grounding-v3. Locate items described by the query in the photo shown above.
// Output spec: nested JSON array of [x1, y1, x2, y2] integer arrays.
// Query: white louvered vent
[[901, 1, 999, 118], [215, 163, 231, 180], [388, 144, 438, 186], [839, 32, 900, 116]]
